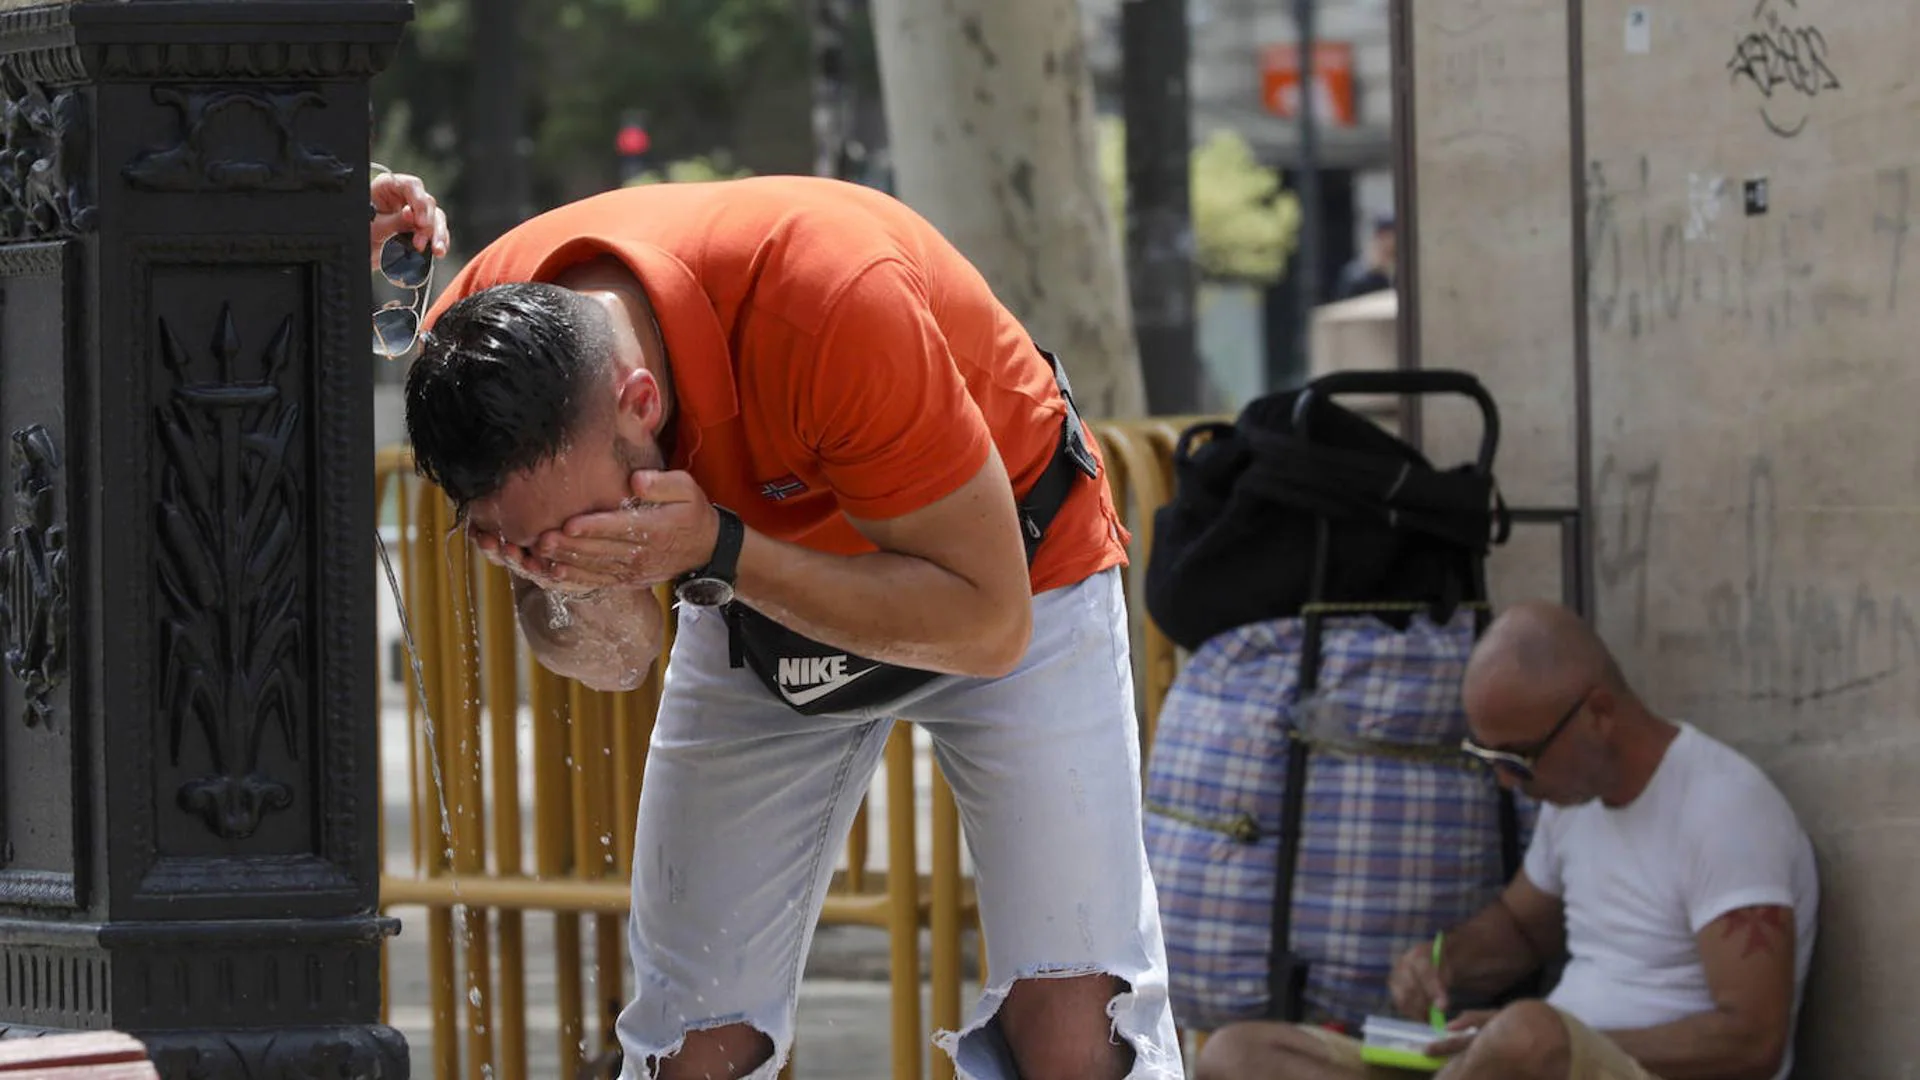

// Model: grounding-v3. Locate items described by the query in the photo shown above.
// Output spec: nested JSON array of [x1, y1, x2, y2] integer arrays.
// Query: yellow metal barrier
[[374, 417, 1202, 1079]]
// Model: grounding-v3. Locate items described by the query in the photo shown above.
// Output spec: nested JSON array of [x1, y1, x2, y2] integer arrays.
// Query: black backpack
[[1145, 375, 1510, 653]]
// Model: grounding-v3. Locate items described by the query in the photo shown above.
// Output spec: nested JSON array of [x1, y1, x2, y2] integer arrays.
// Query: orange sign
[[1261, 41, 1356, 127]]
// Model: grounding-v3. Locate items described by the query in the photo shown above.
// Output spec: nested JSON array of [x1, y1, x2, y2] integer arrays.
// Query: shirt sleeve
[[1522, 805, 1566, 897], [1681, 779, 1802, 934], [795, 258, 994, 521]]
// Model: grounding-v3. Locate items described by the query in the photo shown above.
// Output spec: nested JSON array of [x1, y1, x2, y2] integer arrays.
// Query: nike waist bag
[[721, 348, 1099, 716]]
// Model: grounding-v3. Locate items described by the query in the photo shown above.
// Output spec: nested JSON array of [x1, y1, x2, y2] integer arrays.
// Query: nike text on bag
[[722, 347, 1101, 716]]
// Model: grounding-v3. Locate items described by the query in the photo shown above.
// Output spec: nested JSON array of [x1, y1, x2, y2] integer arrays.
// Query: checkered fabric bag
[[1143, 610, 1533, 1032]]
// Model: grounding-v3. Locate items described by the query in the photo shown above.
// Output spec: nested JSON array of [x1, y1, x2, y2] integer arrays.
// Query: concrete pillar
[[0, 1, 412, 1075]]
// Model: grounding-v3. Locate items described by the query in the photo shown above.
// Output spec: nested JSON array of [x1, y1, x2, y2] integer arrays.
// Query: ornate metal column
[[0, 2, 412, 1075]]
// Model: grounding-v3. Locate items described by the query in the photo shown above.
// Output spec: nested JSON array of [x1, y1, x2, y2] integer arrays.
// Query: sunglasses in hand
[[373, 232, 434, 359]]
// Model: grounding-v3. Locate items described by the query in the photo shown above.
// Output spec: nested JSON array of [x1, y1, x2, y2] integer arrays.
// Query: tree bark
[[871, 0, 1146, 419]]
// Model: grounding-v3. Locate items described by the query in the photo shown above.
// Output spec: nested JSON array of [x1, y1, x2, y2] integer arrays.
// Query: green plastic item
[[1429, 932, 1447, 1031], [1358, 1044, 1449, 1072]]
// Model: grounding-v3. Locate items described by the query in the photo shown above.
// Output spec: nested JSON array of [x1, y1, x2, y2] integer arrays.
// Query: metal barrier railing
[[373, 419, 1197, 1080]]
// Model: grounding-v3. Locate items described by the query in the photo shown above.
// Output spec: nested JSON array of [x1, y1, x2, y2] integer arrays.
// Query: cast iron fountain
[[0, 1, 414, 1075]]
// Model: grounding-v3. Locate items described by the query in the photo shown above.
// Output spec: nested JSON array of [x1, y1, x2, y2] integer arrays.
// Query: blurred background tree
[[1096, 116, 1301, 284], [623, 153, 756, 187], [370, 0, 1258, 414], [871, 0, 1148, 418], [373, 0, 884, 256]]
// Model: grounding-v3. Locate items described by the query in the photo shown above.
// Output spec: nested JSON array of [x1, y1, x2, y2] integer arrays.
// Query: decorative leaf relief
[[0, 424, 68, 728], [155, 303, 307, 841], [0, 58, 94, 240]]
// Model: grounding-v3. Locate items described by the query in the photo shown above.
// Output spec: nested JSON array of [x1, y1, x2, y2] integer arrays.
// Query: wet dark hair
[[404, 282, 617, 512]]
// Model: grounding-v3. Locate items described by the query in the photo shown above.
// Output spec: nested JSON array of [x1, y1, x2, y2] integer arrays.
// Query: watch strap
[[701, 504, 744, 584]]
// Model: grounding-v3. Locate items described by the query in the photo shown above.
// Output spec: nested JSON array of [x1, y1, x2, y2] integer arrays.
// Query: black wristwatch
[[675, 504, 744, 607]]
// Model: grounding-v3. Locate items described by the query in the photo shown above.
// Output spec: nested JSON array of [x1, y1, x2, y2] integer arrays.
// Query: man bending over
[[403, 176, 1181, 1080], [1197, 600, 1818, 1080]]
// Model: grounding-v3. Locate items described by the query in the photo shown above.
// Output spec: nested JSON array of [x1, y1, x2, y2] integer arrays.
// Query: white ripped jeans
[[615, 567, 1183, 1079]]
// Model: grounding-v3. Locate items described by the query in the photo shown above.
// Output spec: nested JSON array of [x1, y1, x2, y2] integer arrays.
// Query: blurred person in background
[[1336, 213, 1395, 300]]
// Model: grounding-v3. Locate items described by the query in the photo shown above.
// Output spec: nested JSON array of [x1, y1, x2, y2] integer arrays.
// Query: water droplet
[[469, 987, 483, 1007]]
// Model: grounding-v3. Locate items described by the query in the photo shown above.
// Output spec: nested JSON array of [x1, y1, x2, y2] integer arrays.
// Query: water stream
[[375, 528, 460, 876], [375, 527, 489, 1039], [376, 508, 624, 1069]]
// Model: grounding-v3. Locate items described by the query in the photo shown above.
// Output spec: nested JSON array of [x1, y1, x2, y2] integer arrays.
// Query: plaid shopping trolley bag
[[1142, 370, 1530, 1031]]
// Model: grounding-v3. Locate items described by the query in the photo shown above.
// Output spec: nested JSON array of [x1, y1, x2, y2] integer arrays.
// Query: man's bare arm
[[1601, 905, 1796, 1080], [731, 448, 1034, 679], [1444, 872, 1567, 999], [511, 574, 664, 692]]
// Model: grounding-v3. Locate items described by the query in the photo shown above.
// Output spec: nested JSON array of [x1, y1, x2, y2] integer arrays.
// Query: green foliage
[[372, 0, 854, 234], [1095, 115, 1302, 284], [369, 100, 459, 203], [623, 151, 756, 186], [526, 0, 810, 192]]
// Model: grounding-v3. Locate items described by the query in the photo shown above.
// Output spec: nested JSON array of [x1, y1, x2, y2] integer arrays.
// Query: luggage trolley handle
[[1289, 368, 1506, 610], [1266, 369, 1503, 1026], [1290, 369, 1501, 476]]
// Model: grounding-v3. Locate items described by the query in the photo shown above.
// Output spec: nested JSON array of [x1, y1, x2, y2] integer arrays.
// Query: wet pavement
[[371, 591, 1190, 1079], [381, 907, 979, 1079], [378, 689, 985, 1080]]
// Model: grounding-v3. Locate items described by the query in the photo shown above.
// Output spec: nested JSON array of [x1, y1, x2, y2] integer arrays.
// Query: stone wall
[[1408, 1, 1920, 1074]]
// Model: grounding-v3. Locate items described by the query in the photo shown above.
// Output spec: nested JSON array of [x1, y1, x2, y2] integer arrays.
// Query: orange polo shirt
[[424, 175, 1129, 595]]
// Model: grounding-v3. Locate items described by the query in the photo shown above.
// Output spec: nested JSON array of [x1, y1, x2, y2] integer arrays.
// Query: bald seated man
[[1196, 600, 1818, 1080]]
